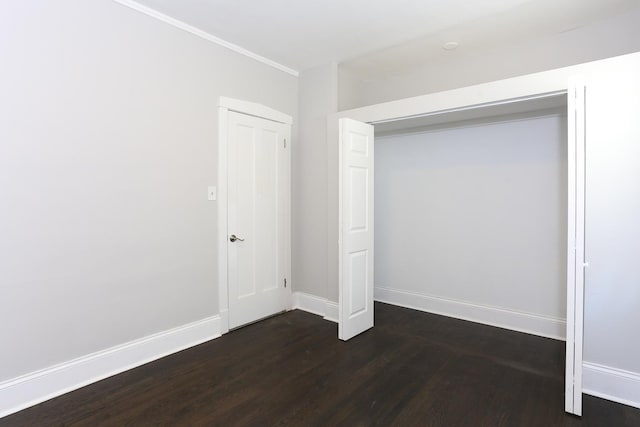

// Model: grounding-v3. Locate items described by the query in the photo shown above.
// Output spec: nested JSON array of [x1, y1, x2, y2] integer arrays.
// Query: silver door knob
[[229, 234, 245, 242]]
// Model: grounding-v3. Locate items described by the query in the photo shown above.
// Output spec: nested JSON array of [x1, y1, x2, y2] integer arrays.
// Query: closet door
[[582, 63, 640, 408], [566, 80, 586, 416], [338, 118, 375, 341]]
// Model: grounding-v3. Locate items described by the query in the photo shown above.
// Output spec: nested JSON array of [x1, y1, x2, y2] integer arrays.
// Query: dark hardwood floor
[[3, 302, 639, 426]]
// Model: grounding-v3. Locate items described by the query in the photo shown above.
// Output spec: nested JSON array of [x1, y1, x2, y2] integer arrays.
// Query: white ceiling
[[132, 0, 640, 73]]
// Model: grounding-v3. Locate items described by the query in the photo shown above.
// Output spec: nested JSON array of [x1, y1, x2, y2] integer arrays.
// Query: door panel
[[228, 111, 289, 329], [339, 118, 375, 340], [565, 80, 585, 416], [349, 250, 368, 315]]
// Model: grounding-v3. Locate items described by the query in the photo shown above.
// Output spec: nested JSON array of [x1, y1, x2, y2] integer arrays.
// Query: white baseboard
[[375, 286, 566, 340], [293, 292, 338, 323], [5, 304, 635, 419], [324, 300, 339, 323], [583, 362, 640, 409], [0, 315, 221, 418]]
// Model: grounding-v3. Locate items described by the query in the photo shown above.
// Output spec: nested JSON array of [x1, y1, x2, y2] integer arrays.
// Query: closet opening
[[338, 87, 586, 415], [372, 94, 569, 341]]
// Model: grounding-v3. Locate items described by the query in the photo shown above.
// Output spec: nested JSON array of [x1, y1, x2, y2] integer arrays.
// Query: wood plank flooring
[[3, 302, 640, 426]]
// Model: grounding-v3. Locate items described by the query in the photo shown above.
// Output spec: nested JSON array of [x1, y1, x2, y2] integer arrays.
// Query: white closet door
[[227, 111, 290, 329], [339, 118, 375, 341], [566, 79, 586, 416]]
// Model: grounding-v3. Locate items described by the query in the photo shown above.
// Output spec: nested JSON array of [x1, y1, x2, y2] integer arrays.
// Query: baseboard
[[583, 362, 640, 409], [293, 292, 338, 323], [324, 300, 339, 323], [375, 286, 566, 340], [0, 315, 221, 418]]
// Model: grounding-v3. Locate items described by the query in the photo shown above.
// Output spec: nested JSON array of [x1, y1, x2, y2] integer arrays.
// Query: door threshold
[[229, 310, 287, 332]]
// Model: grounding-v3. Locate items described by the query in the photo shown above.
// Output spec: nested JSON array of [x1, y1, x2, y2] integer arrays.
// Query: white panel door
[[339, 118, 374, 340], [228, 111, 290, 329], [565, 79, 586, 416]]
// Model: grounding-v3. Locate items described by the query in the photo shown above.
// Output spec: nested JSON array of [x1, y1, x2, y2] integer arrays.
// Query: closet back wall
[[374, 112, 567, 338]]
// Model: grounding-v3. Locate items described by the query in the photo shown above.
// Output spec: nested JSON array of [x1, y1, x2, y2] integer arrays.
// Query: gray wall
[[375, 113, 567, 322], [292, 11, 640, 307], [582, 62, 640, 374], [340, 7, 640, 109], [293, 64, 337, 299], [0, 0, 297, 382]]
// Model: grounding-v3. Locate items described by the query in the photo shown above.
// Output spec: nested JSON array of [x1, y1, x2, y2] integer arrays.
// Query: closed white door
[[227, 111, 290, 329], [338, 118, 375, 340]]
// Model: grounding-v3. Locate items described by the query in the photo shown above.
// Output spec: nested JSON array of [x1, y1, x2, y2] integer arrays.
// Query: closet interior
[[372, 94, 569, 339]]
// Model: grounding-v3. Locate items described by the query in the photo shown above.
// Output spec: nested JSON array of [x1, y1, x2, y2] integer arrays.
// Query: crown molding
[[113, 0, 299, 77]]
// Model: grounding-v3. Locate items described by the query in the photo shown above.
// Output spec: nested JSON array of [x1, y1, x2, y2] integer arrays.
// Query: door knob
[[229, 234, 245, 242]]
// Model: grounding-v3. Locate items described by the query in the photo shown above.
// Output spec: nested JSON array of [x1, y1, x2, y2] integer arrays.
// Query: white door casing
[[566, 79, 586, 416], [218, 98, 292, 333], [338, 118, 375, 341]]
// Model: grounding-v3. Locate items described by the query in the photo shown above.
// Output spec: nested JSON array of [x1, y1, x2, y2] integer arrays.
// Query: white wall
[[340, 7, 640, 109], [374, 113, 567, 336], [338, 67, 361, 112], [0, 0, 297, 383], [582, 63, 640, 376], [293, 63, 337, 299]]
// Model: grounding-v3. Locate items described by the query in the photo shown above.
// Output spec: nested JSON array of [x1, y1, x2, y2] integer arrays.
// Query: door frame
[[332, 83, 586, 415], [218, 97, 293, 334]]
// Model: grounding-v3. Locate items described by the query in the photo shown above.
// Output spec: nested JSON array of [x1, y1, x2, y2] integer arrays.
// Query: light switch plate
[[208, 186, 217, 201]]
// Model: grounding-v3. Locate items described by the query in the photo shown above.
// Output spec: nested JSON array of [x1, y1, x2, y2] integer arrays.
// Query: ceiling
[[132, 0, 640, 74]]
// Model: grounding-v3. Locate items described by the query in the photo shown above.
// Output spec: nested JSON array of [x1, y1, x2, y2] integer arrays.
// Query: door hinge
[[284, 278, 287, 288], [284, 138, 287, 149]]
